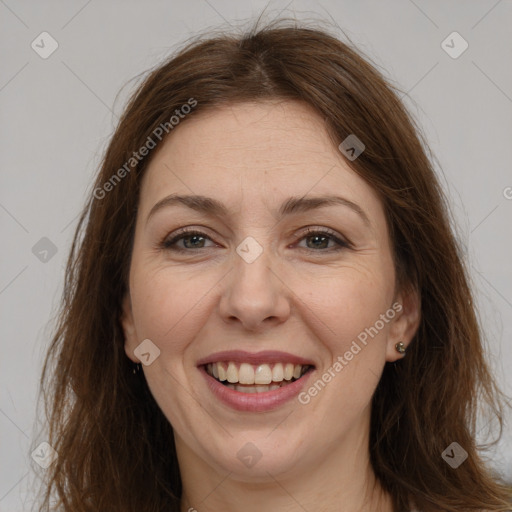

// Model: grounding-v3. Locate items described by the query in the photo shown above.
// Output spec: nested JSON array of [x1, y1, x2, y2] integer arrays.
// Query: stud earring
[[395, 342, 406, 355]]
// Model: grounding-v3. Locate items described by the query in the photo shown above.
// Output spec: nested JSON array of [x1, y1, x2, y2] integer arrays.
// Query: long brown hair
[[34, 18, 512, 511]]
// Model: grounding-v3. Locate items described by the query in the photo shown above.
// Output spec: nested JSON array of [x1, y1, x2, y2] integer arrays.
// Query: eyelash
[[160, 227, 351, 253]]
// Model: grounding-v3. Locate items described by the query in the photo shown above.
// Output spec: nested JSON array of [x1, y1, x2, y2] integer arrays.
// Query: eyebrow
[[146, 193, 371, 226]]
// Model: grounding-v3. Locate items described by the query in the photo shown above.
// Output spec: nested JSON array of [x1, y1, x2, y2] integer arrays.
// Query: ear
[[120, 293, 139, 363], [385, 284, 421, 362]]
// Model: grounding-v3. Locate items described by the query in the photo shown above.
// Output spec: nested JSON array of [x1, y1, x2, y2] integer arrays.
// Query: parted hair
[[35, 18, 511, 512]]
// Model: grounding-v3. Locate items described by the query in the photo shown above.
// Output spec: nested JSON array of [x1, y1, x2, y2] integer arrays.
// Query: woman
[[35, 19, 512, 512]]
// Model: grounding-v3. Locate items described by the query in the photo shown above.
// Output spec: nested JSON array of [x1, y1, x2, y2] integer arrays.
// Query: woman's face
[[122, 100, 418, 481]]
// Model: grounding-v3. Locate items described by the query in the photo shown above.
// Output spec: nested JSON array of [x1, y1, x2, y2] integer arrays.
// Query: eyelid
[[161, 227, 217, 250], [160, 225, 352, 252], [298, 226, 352, 249]]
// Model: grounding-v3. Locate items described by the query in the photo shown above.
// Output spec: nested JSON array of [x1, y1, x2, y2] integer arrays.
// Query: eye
[[160, 227, 351, 253], [161, 229, 216, 252], [296, 227, 351, 252]]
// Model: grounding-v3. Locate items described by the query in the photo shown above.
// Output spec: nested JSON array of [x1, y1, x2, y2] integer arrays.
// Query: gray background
[[1, 0, 511, 510]]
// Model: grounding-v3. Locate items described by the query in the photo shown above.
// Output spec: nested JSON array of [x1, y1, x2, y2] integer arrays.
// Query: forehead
[[139, 100, 383, 223]]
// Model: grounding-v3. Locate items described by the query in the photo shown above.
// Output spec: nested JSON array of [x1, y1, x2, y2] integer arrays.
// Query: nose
[[218, 247, 291, 332]]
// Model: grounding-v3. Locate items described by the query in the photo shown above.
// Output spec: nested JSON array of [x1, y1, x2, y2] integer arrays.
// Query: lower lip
[[199, 366, 315, 412]]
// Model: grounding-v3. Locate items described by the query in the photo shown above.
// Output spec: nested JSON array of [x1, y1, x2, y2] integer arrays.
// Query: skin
[[121, 100, 420, 512]]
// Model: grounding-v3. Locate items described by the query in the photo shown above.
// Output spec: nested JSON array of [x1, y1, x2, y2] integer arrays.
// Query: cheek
[[129, 265, 210, 353], [293, 263, 394, 351], [297, 272, 392, 431], [299, 263, 395, 415], [128, 265, 209, 429]]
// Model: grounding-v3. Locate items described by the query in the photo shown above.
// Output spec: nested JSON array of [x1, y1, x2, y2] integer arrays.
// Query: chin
[[199, 431, 309, 481]]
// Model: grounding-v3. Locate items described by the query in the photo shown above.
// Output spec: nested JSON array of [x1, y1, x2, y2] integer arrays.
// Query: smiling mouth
[[204, 361, 314, 393]]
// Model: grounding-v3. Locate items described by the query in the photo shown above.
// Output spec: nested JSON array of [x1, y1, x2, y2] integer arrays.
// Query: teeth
[[272, 363, 284, 382], [226, 362, 238, 383], [238, 363, 255, 384], [254, 364, 273, 385], [206, 361, 310, 386], [284, 363, 294, 380], [217, 364, 227, 381], [234, 383, 286, 393]]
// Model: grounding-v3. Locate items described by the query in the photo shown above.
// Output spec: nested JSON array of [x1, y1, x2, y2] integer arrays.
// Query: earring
[[395, 342, 406, 355], [132, 362, 142, 374]]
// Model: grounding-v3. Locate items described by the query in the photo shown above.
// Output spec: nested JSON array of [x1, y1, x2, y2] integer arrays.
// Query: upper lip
[[196, 350, 316, 367]]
